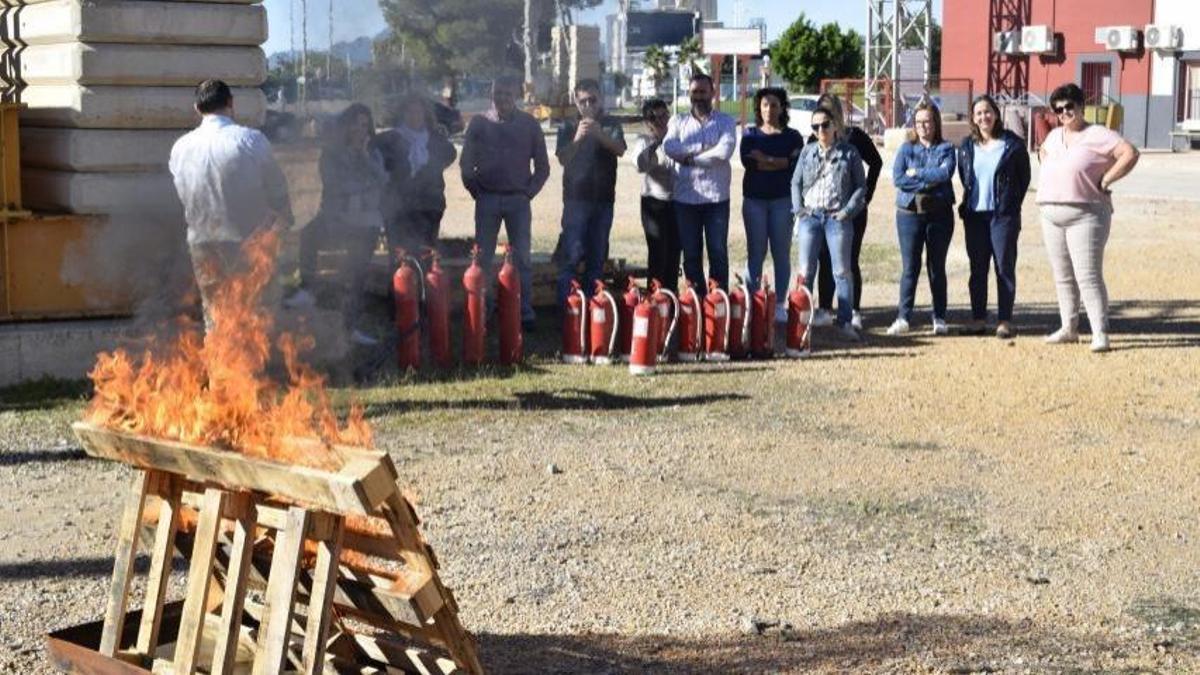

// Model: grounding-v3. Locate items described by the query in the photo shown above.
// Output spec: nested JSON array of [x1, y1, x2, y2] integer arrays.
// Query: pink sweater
[[1036, 125, 1121, 205]]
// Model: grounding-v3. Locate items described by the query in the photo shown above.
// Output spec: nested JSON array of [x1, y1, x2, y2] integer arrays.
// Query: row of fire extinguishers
[[391, 245, 524, 369], [562, 274, 817, 375]]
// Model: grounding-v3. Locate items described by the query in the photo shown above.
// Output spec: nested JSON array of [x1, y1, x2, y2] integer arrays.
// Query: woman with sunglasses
[[888, 101, 957, 336], [1037, 83, 1139, 352], [957, 95, 1031, 339], [741, 87, 804, 320], [790, 107, 868, 341]]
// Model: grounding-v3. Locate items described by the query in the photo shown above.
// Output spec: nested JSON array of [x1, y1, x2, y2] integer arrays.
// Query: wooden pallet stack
[[48, 422, 483, 675]]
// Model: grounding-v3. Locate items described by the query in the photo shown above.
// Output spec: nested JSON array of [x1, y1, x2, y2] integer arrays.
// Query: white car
[[787, 94, 866, 133]]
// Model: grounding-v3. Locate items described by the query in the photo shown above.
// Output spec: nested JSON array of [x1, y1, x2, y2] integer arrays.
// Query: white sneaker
[[1044, 327, 1079, 344], [1090, 332, 1110, 353], [885, 318, 910, 336], [838, 323, 861, 342], [283, 288, 317, 310], [350, 329, 380, 346], [850, 311, 863, 330], [932, 318, 948, 336], [775, 303, 787, 323], [811, 308, 834, 327]]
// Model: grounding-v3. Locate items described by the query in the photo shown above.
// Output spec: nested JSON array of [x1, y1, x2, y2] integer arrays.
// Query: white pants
[[1039, 202, 1112, 333]]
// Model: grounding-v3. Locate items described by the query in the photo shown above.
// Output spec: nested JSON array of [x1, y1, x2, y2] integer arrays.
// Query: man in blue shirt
[[663, 73, 738, 290]]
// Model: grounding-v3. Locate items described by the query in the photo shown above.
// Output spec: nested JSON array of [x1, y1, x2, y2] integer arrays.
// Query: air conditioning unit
[[993, 30, 1021, 55], [1020, 25, 1055, 54], [1144, 24, 1182, 50], [1096, 26, 1140, 51]]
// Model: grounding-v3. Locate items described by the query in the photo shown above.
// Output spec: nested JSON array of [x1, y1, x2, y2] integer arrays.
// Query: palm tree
[[678, 35, 704, 76], [643, 44, 669, 94]]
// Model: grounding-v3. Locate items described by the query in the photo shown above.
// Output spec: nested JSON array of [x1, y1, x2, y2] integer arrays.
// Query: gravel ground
[[2, 141, 1198, 674]]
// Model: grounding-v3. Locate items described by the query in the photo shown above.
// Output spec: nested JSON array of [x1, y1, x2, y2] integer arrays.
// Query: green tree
[[378, 0, 524, 82], [769, 14, 864, 92], [677, 35, 704, 75], [642, 44, 669, 93]]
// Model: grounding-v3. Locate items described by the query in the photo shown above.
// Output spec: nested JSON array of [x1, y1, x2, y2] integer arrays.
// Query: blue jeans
[[475, 192, 534, 322], [742, 196, 793, 295], [895, 207, 954, 322], [557, 200, 614, 306], [963, 210, 1019, 321], [674, 200, 730, 290], [795, 212, 853, 325]]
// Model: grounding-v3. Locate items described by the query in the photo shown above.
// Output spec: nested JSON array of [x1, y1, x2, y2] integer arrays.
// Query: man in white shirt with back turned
[[169, 79, 292, 331]]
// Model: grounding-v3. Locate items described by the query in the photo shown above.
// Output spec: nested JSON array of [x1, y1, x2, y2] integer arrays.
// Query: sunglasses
[[811, 121, 832, 131], [1052, 102, 1077, 115]]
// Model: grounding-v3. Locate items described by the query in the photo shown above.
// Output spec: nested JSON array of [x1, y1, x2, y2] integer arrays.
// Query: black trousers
[[817, 210, 869, 310], [640, 195, 681, 293]]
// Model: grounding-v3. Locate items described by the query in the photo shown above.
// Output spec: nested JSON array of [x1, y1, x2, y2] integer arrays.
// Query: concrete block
[[19, 43, 266, 86], [23, 168, 183, 217], [0, 319, 135, 387], [18, 84, 266, 129], [21, 127, 184, 172], [11, 0, 267, 47]]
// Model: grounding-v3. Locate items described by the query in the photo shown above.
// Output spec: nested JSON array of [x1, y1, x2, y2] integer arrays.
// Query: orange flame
[[86, 229, 372, 469]]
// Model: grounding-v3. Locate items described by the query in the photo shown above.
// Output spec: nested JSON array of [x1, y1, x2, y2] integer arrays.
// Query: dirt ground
[[1, 134, 1198, 674]]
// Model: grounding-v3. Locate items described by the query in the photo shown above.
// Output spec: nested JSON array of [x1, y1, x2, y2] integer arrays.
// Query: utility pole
[[524, 0, 535, 102], [301, 0, 308, 110], [327, 0, 333, 82]]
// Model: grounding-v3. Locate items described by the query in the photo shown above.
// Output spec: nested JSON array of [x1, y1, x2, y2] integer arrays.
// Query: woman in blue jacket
[[957, 95, 1031, 338], [888, 101, 956, 336]]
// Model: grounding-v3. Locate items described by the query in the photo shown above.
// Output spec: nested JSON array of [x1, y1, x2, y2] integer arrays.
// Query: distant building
[[942, 0, 1200, 148], [658, 0, 718, 23]]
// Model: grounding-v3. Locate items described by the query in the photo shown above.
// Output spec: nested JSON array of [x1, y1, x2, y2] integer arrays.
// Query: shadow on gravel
[[366, 389, 749, 418], [476, 612, 1137, 673], [0, 376, 90, 411], [0, 447, 88, 467], [0, 554, 186, 582]]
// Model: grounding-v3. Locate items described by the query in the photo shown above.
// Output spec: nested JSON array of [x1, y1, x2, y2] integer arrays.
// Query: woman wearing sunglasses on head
[[1036, 83, 1139, 353], [888, 101, 957, 337], [957, 95, 1031, 339], [790, 107, 868, 342]]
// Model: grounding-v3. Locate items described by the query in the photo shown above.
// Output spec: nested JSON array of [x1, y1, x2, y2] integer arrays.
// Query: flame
[[86, 229, 372, 469]]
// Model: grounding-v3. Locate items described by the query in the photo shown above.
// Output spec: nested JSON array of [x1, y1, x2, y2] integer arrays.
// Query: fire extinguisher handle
[[603, 290, 619, 356]]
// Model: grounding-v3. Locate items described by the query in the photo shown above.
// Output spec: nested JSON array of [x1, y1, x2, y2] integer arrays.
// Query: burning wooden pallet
[[47, 421, 483, 675]]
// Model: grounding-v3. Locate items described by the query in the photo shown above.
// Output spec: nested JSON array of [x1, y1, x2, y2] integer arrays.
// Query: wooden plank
[[135, 474, 181, 657], [302, 514, 345, 674], [251, 505, 310, 675], [73, 422, 391, 515], [320, 566, 442, 628], [211, 493, 257, 675], [99, 470, 150, 657], [173, 487, 227, 674]]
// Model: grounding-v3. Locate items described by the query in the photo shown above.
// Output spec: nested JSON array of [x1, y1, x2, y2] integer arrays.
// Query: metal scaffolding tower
[[988, 0, 1031, 97], [864, 0, 932, 129]]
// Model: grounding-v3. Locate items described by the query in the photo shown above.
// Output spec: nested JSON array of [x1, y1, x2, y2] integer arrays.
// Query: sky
[[261, 0, 944, 57]]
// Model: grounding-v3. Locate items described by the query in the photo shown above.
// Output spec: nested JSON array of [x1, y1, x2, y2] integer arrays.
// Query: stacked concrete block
[[13, 0, 269, 217]]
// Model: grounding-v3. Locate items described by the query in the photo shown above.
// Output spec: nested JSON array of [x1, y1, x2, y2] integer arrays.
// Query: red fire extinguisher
[[496, 244, 523, 365], [728, 275, 750, 360], [750, 276, 776, 359], [424, 250, 452, 369], [561, 279, 588, 364], [589, 280, 619, 365], [676, 281, 704, 362], [786, 273, 815, 358], [617, 278, 641, 363], [628, 297, 659, 376], [649, 279, 679, 363], [462, 245, 486, 366], [393, 249, 423, 370], [703, 278, 731, 361]]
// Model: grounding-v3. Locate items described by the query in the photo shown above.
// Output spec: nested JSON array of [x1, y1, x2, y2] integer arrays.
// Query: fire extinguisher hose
[[716, 288, 731, 352], [659, 289, 679, 358], [603, 290, 619, 357], [575, 287, 587, 355]]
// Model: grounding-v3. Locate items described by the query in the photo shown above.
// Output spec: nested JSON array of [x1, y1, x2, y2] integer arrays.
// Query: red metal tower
[[987, 0, 1032, 96]]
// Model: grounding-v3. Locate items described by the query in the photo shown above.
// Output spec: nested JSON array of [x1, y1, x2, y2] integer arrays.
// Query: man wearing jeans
[[663, 73, 737, 290], [555, 79, 626, 306], [790, 108, 867, 341], [460, 76, 550, 330]]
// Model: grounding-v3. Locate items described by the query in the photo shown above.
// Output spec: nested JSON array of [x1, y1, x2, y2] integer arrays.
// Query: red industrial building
[[942, 0, 1200, 148]]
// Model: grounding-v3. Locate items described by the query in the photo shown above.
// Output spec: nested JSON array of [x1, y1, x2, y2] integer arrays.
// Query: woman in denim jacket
[[957, 95, 1030, 339], [790, 107, 867, 341], [888, 101, 957, 337]]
